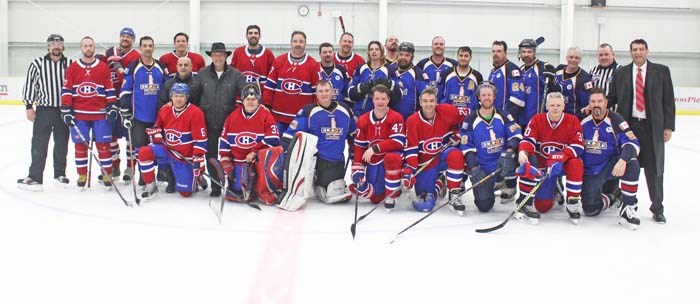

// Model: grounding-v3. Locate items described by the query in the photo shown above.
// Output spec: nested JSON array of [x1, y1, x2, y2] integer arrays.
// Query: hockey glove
[[192, 155, 205, 177], [351, 162, 367, 188], [121, 108, 133, 128], [516, 162, 544, 180], [401, 166, 416, 190], [60, 106, 75, 126], [374, 78, 393, 90], [543, 64, 557, 82], [469, 166, 487, 183], [498, 150, 518, 177], [220, 156, 234, 175], [146, 127, 164, 144], [108, 61, 124, 73], [105, 102, 120, 122], [359, 81, 374, 95], [546, 152, 568, 178]]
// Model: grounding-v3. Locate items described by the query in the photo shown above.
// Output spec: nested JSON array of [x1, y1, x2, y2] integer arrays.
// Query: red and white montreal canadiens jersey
[[219, 106, 279, 162], [159, 51, 206, 77], [334, 51, 366, 78], [230, 45, 276, 87], [405, 104, 463, 169], [262, 53, 320, 124], [354, 109, 406, 165], [154, 103, 208, 159], [519, 112, 584, 164], [61, 59, 116, 121]]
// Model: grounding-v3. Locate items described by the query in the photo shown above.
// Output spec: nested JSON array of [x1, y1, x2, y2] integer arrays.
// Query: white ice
[[0, 106, 697, 304]]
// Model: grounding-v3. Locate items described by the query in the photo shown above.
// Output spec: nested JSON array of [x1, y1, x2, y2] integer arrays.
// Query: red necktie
[[635, 67, 645, 112]]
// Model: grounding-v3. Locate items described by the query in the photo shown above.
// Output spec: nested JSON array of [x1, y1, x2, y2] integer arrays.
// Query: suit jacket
[[608, 60, 675, 174]]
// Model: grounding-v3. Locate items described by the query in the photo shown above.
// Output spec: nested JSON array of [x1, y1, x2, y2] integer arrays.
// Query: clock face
[[298, 5, 309, 17]]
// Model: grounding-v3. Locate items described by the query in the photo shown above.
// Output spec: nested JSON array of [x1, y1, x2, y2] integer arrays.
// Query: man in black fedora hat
[[197, 42, 246, 197]]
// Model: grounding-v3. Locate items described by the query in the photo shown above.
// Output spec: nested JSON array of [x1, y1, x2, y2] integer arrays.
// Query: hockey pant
[[365, 152, 403, 204], [516, 154, 583, 213], [413, 147, 464, 196], [138, 144, 197, 197], [581, 155, 640, 216], [69, 119, 113, 175]]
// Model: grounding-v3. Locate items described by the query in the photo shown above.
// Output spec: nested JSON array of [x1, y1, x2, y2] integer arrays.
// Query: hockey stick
[[87, 139, 93, 188], [159, 142, 262, 211], [389, 169, 501, 244], [475, 173, 550, 233], [125, 124, 141, 205], [207, 157, 227, 223], [339, 16, 346, 34], [350, 139, 457, 237], [71, 124, 134, 207]]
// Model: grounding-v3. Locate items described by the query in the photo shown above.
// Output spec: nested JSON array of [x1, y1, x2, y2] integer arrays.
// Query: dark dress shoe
[[652, 213, 667, 224]]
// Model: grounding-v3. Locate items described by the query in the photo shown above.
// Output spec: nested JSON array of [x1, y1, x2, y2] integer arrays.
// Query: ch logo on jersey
[[242, 71, 260, 84], [539, 142, 563, 157], [77, 82, 99, 98], [165, 130, 183, 145], [281, 79, 303, 94], [422, 138, 443, 154], [235, 132, 259, 149]]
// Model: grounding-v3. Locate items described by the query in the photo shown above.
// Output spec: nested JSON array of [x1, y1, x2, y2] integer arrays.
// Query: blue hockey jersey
[[555, 66, 593, 119], [581, 111, 640, 175], [283, 101, 357, 163], [119, 59, 167, 123], [416, 56, 458, 101], [347, 64, 394, 118], [392, 65, 429, 121], [318, 64, 350, 106], [511, 60, 561, 127], [439, 66, 483, 115], [460, 108, 522, 173], [488, 60, 525, 112]]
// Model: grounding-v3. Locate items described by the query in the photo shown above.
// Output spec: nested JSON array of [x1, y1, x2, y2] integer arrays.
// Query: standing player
[[283, 80, 356, 205], [350, 85, 405, 211], [138, 83, 208, 199], [511, 38, 559, 127], [119, 36, 167, 185], [218, 84, 280, 204], [403, 88, 465, 214], [104, 27, 140, 181], [159, 32, 206, 77], [263, 30, 319, 133], [416, 36, 458, 100], [61, 36, 117, 187], [555, 46, 593, 119], [460, 82, 522, 212], [318, 42, 350, 105], [347, 41, 397, 118], [230, 25, 276, 100], [516, 92, 585, 224], [334, 32, 365, 78], [580, 88, 641, 229], [488, 40, 526, 112], [384, 35, 400, 69], [392, 42, 429, 121], [440, 46, 483, 116]]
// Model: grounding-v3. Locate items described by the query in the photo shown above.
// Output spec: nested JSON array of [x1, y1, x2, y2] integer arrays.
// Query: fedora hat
[[206, 42, 232, 57]]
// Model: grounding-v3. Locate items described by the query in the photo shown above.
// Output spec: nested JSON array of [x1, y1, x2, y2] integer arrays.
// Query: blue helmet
[[412, 192, 436, 212], [170, 83, 190, 98]]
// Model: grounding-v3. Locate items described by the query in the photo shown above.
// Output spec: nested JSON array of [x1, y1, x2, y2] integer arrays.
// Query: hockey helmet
[[398, 42, 415, 54], [241, 83, 261, 101], [518, 38, 538, 50], [412, 192, 436, 212], [170, 83, 190, 98]]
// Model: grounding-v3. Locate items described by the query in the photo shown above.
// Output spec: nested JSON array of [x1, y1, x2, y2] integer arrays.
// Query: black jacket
[[197, 64, 246, 128], [158, 72, 201, 109]]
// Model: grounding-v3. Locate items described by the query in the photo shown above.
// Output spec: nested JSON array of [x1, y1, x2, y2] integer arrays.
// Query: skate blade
[[449, 205, 465, 216], [618, 220, 639, 231], [570, 218, 580, 225], [141, 193, 158, 201], [514, 212, 538, 225]]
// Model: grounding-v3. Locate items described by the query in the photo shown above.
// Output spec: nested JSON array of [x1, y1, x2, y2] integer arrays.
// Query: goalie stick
[[475, 173, 550, 233], [207, 158, 227, 223], [389, 169, 501, 244]]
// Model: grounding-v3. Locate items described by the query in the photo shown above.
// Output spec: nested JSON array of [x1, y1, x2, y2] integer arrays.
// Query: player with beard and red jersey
[[334, 32, 365, 78], [403, 87, 465, 215], [230, 25, 276, 103], [350, 84, 405, 211], [516, 92, 584, 225]]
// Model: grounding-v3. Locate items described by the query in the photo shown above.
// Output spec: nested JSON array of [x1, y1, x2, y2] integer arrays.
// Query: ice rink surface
[[0, 106, 697, 304]]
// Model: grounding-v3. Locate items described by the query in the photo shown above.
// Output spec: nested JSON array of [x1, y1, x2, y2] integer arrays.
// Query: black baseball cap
[[47, 34, 64, 43]]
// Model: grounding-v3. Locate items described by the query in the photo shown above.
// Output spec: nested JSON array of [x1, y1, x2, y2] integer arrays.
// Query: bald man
[[158, 57, 201, 108]]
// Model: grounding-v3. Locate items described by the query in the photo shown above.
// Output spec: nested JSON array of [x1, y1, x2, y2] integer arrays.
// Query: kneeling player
[[460, 82, 522, 213], [403, 87, 465, 214], [516, 92, 585, 224], [281, 80, 356, 209], [349, 84, 405, 211], [218, 84, 281, 205], [581, 89, 641, 229], [138, 83, 208, 198]]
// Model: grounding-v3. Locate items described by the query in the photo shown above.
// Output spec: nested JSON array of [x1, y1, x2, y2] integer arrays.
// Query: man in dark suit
[[608, 39, 675, 223]]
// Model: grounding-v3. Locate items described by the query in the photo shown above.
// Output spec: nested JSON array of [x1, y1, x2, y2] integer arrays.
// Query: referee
[[17, 34, 73, 191], [589, 43, 620, 107]]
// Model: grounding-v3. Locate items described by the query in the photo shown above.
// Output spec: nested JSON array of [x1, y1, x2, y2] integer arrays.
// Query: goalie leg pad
[[276, 132, 318, 211], [255, 146, 285, 205], [316, 179, 352, 204]]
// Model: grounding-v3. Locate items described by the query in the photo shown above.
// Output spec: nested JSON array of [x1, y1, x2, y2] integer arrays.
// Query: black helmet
[[398, 42, 415, 54], [241, 83, 261, 101], [518, 38, 537, 50]]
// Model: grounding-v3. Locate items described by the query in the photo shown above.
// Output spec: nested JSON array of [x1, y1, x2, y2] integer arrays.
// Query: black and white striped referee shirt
[[589, 61, 620, 96], [22, 54, 72, 109]]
